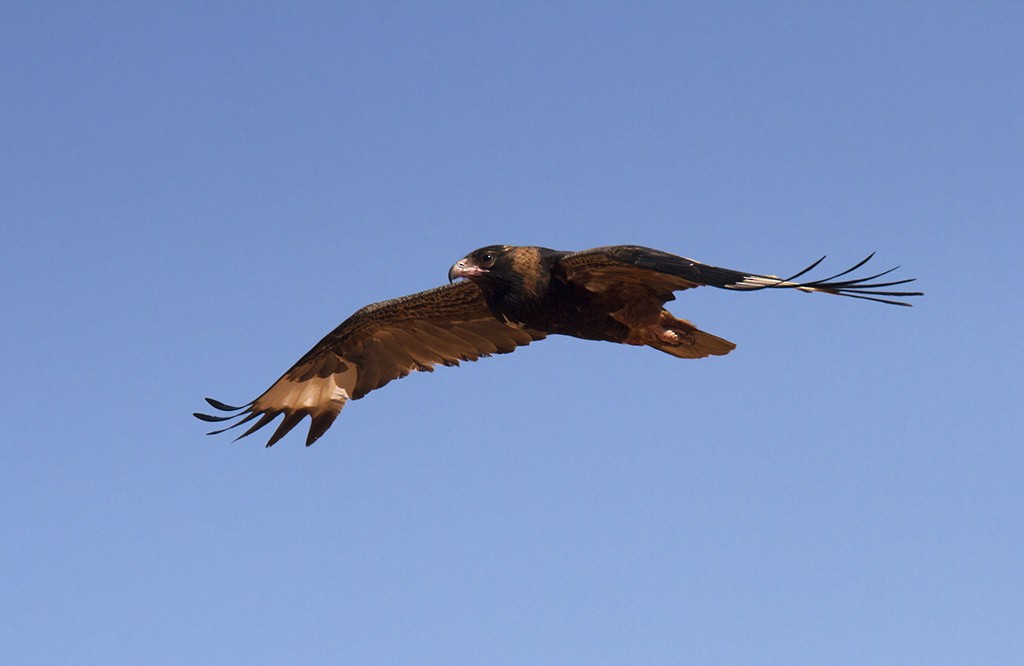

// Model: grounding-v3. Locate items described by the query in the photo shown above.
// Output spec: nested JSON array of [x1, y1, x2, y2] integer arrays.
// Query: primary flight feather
[[195, 245, 921, 446]]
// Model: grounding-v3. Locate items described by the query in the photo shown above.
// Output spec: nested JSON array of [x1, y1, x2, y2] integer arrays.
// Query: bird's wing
[[561, 246, 922, 306], [195, 281, 545, 447]]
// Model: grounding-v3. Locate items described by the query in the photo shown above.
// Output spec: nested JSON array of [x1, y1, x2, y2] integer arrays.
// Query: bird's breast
[[492, 283, 629, 343]]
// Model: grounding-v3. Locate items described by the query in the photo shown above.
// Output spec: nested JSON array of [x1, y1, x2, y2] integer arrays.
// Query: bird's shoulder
[[557, 245, 703, 294]]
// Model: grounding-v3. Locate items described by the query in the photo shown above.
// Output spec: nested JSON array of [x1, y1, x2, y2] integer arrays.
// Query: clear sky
[[2, 2, 1022, 664]]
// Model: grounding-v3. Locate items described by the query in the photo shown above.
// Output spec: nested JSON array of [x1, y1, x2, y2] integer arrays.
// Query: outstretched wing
[[195, 281, 545, 447], [561, 246, 922, 306]]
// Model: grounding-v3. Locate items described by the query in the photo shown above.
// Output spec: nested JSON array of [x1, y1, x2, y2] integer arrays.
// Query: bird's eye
[[481, 252, 496, 263]]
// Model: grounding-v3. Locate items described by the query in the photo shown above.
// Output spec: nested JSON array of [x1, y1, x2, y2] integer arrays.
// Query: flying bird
[[195, 245, 921, 446]]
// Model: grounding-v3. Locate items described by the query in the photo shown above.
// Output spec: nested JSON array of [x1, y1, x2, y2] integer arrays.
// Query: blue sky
[[2, 2, 1021, 664]]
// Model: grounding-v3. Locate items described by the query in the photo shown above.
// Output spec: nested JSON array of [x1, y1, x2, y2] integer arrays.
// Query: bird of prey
[[195, 245, 921, 447]]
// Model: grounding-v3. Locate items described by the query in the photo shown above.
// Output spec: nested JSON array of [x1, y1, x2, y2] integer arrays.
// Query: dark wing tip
[[797, 254, 923, 305], [205, 397, 247, 411], [263, 411, 308, 448], [197, 398, 339, 448], [194, 411, 235, 422], [734, 254, 922, 306], [305, 412, 339, 447]]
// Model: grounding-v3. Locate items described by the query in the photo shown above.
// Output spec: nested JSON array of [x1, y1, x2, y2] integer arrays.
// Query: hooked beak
[[448, 258, 488, 283]]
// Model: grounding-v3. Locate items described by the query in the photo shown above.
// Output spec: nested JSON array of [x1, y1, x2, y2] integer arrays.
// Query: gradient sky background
[[2, 3, 1022, 664]]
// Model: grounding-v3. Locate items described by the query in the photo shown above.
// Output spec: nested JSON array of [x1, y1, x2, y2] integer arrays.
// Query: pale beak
[[448, 259, 488, 283]]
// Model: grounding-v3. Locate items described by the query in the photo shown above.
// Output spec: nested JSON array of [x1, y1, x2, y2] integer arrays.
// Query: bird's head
[[448, 245, 515, 283]]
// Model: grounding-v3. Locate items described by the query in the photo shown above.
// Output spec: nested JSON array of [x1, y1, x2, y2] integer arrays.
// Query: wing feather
[[562, 246, 922, 306], [411, 322, 478, 362], [194, 281, 545, 447]]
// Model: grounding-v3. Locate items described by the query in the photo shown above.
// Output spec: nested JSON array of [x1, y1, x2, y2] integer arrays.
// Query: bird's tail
[[649, 312, 736, 359]]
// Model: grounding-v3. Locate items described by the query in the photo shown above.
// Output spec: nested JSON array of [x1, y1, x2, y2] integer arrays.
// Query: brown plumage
[[195, 245, 921, 446]]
